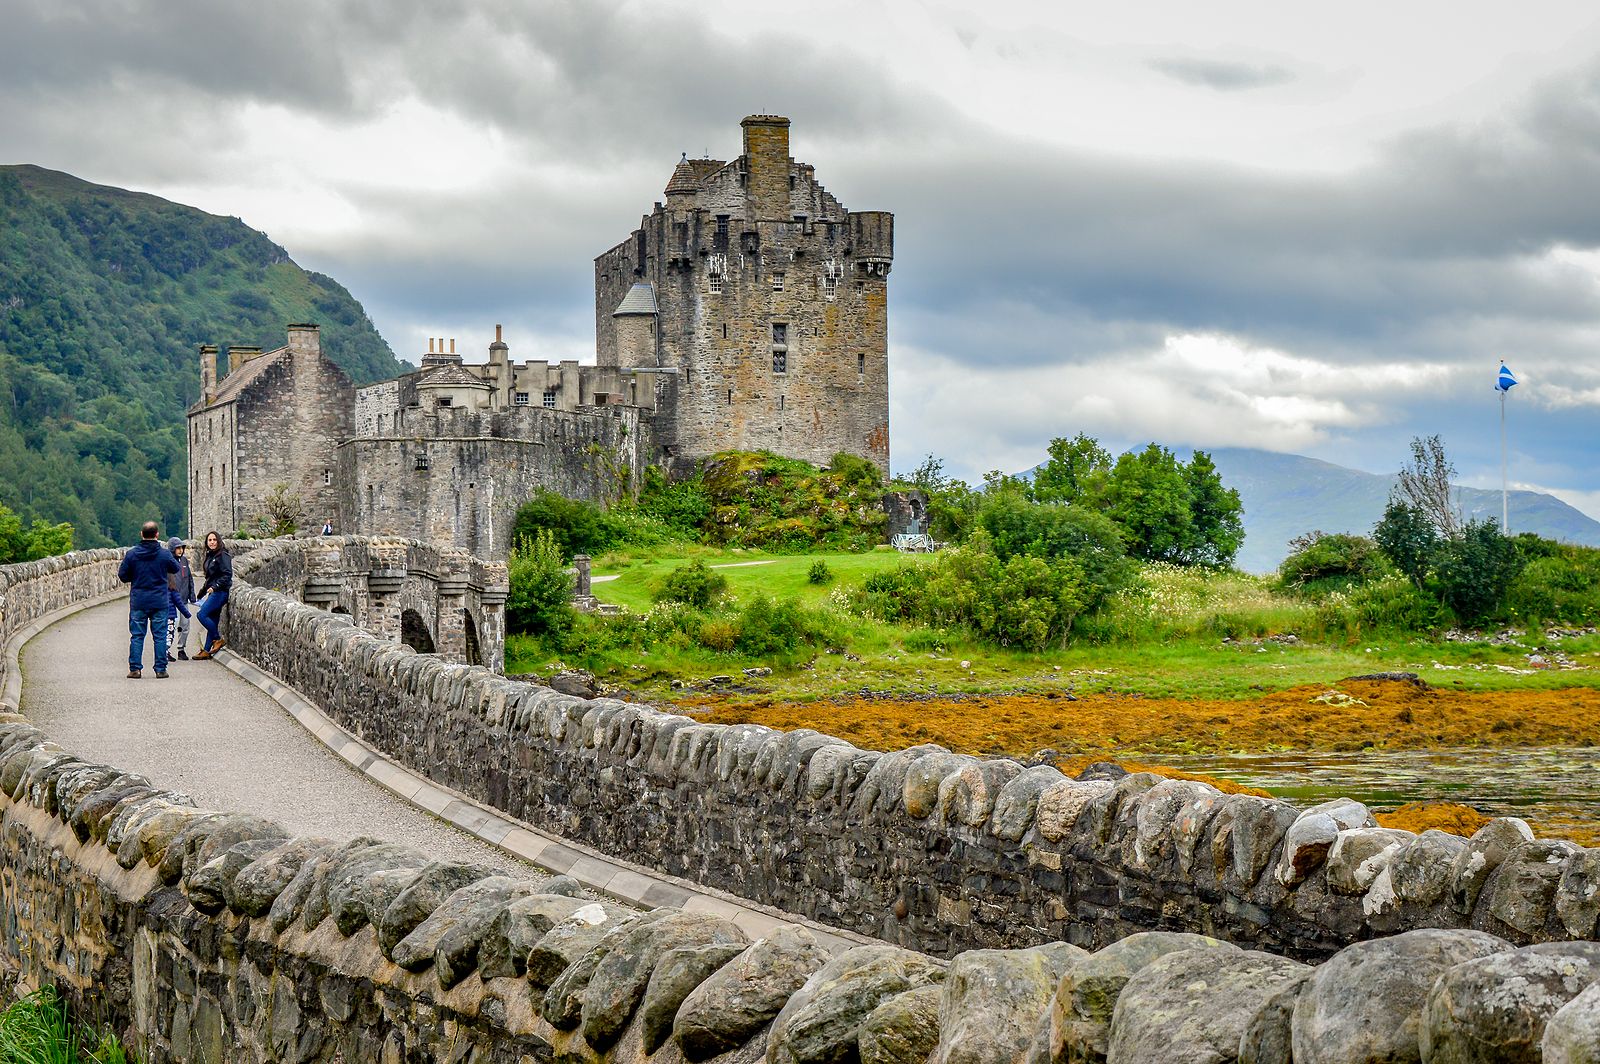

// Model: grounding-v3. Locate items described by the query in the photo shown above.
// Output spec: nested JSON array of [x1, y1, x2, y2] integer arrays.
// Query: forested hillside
[[0, 164, 402, 546]]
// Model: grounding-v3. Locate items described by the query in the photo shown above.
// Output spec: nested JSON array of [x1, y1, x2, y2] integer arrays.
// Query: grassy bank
[[505, 547, 1600, 705]]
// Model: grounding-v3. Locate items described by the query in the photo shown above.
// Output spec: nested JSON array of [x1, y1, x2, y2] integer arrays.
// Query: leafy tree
[[1030, 433, 1112, 507], [505, 530, 574, 637], [1374, 500, 1441, 588], [1181, 450, 1245, 568], [0, 500, 73, 563], [1433, 519, 1523, 626], [1394, 434, 1461, 538], [1104, 444, 1195, 564], [903, 454, 950, 494]]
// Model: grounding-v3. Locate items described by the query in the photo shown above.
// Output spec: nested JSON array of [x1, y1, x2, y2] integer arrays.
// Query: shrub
[[975, 499, 1133, 612], [1279, 532, 1384, 591], [1504, 545, 1600, 625], [513, 491, 610, 560], [852, 539, 1090, 650], [807, 559, 834, 585], [1433, 519, 1523, 626], [1310, 574, 1442, 642], [697, 618, 739, 652], [654, 561, 728, 609], [636, 465, 713, 536], [734, 595, 806, 656], [506, 530, 574, 637]]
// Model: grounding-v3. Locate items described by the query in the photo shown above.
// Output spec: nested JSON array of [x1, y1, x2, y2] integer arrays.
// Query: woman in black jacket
[[193, 531, 233, 659]]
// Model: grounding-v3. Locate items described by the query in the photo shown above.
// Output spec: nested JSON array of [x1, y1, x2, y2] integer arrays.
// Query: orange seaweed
[[1376, 801, 1492, 838]]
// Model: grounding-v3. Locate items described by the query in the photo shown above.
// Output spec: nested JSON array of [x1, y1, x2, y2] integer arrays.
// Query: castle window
[[858, 353, 866, 379], [772, 324, 788, 374], [221, 463, 226, 486], [823, 274, 837, 300], [543, 389, 557, 408], [514, 392, 529, 406], [722, 323, 728, 339], [436, 397, 453, 408], [771, 272, 784, 292], [727, 389, 733, 405], [414, 453, 430, 471], [322, 469, 332, 486], [709, 273, 723, 295], [715, 215, 730, 249], [779, 395, 786, 411], [792, 215, 806, 233]]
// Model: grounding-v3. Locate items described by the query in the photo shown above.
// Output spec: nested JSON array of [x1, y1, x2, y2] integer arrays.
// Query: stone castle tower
[[594, 115, 893, 471]]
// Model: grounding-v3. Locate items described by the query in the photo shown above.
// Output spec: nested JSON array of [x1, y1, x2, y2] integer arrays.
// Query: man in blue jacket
[[118, 521, 178, 679]]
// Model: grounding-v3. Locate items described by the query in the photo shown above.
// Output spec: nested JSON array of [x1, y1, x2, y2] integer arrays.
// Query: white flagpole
[[1501, 385, 1508, 533]]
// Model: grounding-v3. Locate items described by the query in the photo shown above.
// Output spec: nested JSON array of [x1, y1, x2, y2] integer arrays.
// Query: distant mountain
[[1206, 447, 1600, 574], [0, 164, 403, 546]]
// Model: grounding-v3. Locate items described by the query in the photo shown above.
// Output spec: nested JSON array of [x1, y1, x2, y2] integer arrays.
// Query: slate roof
[[416, 363, 493, 389], [664, 157, 725, 196], [197, 345, 289, 409], [613, 283, 658, 316]]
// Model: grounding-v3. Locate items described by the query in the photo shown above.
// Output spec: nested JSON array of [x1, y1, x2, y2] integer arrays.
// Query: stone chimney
[[287, 322, 321, 361], [741, 115, 791, 220], [227, 345, 261, 375], [489, 324, 509, 366], [200, 344, 218, 403]]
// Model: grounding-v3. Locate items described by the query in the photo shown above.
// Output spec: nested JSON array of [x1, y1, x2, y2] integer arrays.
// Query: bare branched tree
[[1394, 434, 1460, 538]]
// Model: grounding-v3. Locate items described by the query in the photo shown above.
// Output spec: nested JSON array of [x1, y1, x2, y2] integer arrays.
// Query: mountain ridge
[[1206, 446, 1600, 573], [0, 163, 403, 544]]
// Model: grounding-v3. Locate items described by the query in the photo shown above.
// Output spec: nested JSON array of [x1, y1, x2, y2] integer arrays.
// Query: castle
[[187, 116, 893, 557]]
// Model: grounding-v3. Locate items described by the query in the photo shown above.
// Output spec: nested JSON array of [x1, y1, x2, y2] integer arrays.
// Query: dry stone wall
[[0, 548, 1595, 1063]]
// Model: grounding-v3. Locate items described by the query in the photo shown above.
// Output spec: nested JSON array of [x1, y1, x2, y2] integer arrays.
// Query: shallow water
[[1148, 746, 1600, 841]]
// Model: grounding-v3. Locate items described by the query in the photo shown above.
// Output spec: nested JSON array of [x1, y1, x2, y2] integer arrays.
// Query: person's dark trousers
[[197, 590, 228, 650], [129, 606, 169, 672]]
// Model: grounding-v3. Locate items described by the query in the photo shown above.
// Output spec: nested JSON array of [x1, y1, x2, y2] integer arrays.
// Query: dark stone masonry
[[0, 545, 1595, 1062]]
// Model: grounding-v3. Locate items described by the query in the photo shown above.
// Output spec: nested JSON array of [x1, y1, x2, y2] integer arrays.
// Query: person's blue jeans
[[197, 590, 228, 650], [129, 606, 169, 672]]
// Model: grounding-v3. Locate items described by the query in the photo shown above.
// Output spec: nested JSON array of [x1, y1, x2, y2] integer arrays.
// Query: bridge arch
[[463, 608, 482, 667], [400, 608, 435, 654]]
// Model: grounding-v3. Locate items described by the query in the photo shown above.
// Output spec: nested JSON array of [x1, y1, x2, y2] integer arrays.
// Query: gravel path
[[21, 601, 546, 878]]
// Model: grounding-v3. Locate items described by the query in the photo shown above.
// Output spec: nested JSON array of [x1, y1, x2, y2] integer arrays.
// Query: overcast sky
[[6, 0, 1600, 517]]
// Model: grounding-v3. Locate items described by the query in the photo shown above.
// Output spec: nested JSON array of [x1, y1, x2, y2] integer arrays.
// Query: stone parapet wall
[[218, 554, 1600, 964], [0, 549, 125, 706], [0, 715, 1597, 1062], [0, 552, 1596, 1059]]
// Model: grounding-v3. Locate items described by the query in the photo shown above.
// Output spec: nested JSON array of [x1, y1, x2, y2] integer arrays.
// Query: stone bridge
[[0, 546, 1594, 1062], [237, 535, 509, 670]]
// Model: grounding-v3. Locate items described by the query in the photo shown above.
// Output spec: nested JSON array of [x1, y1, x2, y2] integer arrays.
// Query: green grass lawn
[[588, 548, 930, 614], [504, 547, 1600, 703]]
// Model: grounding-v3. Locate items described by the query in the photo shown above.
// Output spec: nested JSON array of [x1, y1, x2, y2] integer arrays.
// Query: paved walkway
[[20, 601, 545, 877], [17, 599, 865, 949]]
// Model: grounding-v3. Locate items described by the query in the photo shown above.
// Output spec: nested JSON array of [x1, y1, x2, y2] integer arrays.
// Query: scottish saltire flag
[[1497, 363, 1518, 392]]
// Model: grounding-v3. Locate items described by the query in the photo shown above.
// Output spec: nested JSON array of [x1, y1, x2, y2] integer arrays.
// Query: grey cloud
[[1148, 57, 1295, 91]]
